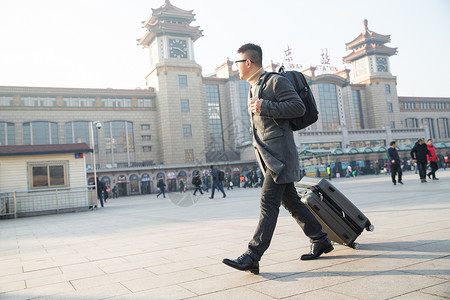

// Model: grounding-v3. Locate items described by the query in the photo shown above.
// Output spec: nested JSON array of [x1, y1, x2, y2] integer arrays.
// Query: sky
[[0, 0, 449, 97]]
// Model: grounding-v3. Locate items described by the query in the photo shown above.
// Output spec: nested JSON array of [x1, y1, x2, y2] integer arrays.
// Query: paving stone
[[246, 271, 355, 299], [188, 286, 275, 299], [326, 270, 447, 299], [0, 172, 449, 299]]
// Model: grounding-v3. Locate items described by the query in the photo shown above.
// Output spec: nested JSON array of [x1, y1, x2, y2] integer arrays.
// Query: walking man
[[387, 141, 403, 185], [222, 43, 332, 275], [426, 139, 439, 180], [192, 174, 203, 196], [410, 138, 431, 183], [156, 178, 166, 198], [209, 165, 226, 199]]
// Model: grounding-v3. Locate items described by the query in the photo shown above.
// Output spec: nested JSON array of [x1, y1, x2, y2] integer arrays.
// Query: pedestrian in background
[[209, 165, 226, 199], [96, 177, 104, 207], [192, 174, 203, 196], [156, 178, 166, 198], [426, 139, 439, 180], [410, 138, 431, 183], [387, 141, 403, 185]]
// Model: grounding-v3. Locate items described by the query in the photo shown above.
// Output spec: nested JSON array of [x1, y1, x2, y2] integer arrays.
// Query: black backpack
[[218, 171, 225, 181], [258, 66, 319, 131]]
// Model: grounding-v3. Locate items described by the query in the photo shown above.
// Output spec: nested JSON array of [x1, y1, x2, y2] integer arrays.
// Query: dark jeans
[[427, 161, 439, 178], [193, 185, 203, 195], [157, 187, 166, 197], [417, 161, 427, 179], [390, 163, 402, 183], [211, 181, 226, 198], [246, 170, 327, 261], [97, 191, 104, 207]]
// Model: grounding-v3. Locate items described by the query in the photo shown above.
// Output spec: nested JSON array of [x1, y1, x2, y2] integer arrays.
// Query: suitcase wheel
[[366, 224, 375, 232], [352, 243, 360, 250]]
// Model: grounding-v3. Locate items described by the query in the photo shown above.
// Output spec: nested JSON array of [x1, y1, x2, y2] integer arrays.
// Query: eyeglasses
[[235, 59, 254, 66]]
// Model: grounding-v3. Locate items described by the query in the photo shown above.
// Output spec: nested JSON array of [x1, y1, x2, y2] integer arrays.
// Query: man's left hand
[[250, 98, 263, 114]]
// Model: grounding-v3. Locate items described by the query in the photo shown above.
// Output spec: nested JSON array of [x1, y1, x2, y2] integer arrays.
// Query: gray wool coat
[[250, 72, 306, 184]]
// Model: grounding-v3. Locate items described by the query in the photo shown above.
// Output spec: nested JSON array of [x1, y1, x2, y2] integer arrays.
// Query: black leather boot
[[222, 254, 259, 274], [301, 238, 334, 260]]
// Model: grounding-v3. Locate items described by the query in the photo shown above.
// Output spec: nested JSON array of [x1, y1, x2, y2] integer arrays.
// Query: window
[[405, 118, 419, 128], [104, 121, 135, 153], [142, 146, 152, 152], [318, 83, 340, 130], [351, 90, 364, 129], [65, 121, 98, 152], [385, 84, 391, 94], [141, 135, 151, 141], [23, 121, 58, 145], [180, 99, 190, 112], [206, 84, 224, 151], [22, 96, 56, 107], [238, 80, 251, 144], [138, 98, 153, 107], [101, 97, 132, 107], [0, 95, 13, 106], [182, 124, 192, 137], [390, 121, 395, 129], [141, 124, 150, 130], [0, 122, 15, 145], [29, 162, 67, 189], [178, 75, 188, 87], [387, 103, 393, 112], [63, 97, 95, 107], [185, 149, 194, 162]]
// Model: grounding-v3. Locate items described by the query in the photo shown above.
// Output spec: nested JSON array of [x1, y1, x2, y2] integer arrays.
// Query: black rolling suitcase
[[297, 177, 374, 249]]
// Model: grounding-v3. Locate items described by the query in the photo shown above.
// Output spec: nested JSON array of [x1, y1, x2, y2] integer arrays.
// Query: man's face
[[236, 53, 251, 80], [419, 139, 424, 144], [391, 143, 396, 148]]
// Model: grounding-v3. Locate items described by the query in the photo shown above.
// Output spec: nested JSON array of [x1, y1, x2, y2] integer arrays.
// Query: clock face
[[376, 57, 388, 72], [169, 39, 188, 58]]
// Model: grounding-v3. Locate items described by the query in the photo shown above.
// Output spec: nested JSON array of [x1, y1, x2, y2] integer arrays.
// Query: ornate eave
[[343, 44, 398, 63], [138, 20, 203, 46], [343, 19, 397, 63], [138, 0, 203, 47], [142, 0, 195, 28]]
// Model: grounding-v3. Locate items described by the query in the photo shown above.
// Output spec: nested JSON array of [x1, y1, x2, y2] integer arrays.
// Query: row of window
[[404, 117, 450, 139], [401, 101, 449, 110], [0, 121, 192, 147], [0, 95, 154, 107]]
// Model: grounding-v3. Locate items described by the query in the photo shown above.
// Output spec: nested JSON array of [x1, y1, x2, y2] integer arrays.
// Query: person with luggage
[[387, 141, 403, 185], [426, 139, 439, 180], [209, 165, 226, 199], [192, 174, 203, 196], [410, 138, 431, 183], [222, 43, 332, 275], [156, 178, 166, 198]]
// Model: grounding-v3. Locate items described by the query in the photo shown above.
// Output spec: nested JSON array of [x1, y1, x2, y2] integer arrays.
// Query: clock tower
[[344, 20, 399, 129], [138, 0, 206, 165]]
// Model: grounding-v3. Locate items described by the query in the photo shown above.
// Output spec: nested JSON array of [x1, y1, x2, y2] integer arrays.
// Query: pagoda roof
[[343, 19, 397, 63], [345, 19, 391, 50], [138, 20, 203, 46], [142, 0, 195, 28], [343, 43, 398, 63]]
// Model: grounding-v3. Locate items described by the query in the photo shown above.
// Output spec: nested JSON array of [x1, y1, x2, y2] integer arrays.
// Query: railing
[[0, 186, 96, 219]]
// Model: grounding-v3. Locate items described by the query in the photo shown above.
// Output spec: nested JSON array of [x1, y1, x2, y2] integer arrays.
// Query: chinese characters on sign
[[276, 46, 339, 75]]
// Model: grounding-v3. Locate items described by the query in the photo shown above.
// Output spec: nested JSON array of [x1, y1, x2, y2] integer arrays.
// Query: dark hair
[[237, 43, 263, 67], [390, 141, 396, 146], [427, 139, 432, 142], [210, 165, 214, 169]]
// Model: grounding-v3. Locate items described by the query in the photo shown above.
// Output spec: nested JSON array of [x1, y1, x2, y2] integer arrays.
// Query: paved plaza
[[1, 170, 449, 299]]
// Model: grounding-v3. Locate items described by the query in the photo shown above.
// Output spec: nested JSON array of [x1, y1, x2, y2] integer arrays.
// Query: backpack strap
[[257, 72, 278, 99]]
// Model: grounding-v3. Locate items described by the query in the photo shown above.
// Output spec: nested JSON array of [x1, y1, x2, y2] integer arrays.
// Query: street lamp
[[90, 121, 102, 206]]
